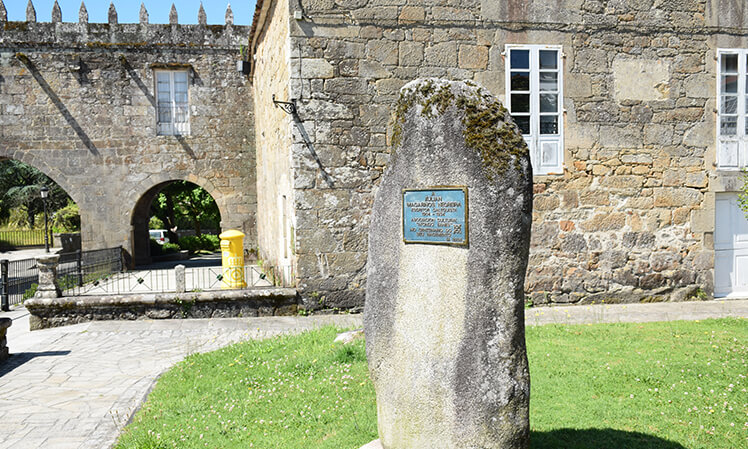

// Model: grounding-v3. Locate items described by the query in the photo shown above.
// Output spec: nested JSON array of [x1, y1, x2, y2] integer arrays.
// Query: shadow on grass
[[532, 428, 687, 449]]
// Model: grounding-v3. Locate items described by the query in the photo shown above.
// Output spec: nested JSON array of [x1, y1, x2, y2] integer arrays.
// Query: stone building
[[248, 0, 748, 309], [2, 0, 746, 308], [0, 2, 255, 264]]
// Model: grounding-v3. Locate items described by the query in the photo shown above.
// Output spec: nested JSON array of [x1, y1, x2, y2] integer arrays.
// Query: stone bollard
[[34, 254, 61, 299], [364, 79, 532, 448], [175, 264, 186, 293], [0, 317, 11, 363]]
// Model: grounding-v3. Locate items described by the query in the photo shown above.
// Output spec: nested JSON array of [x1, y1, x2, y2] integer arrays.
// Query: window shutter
[[719, 139, 739, 169], [538, 138, 563, 174]]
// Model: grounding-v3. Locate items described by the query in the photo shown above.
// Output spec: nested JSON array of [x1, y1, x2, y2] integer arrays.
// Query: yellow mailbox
[[219, 230, 246, 289]]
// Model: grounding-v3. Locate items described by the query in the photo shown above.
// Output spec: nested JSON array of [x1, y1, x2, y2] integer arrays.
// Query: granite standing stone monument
[[364, 79, 533, 449]]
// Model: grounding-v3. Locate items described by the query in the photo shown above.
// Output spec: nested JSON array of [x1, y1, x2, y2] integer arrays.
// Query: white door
[[715, 193, 748, 297]]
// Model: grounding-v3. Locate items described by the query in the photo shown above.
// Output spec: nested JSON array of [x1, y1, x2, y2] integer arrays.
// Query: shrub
[[150, 239, 181, 256], [162, 242, 180, 254], [51, 201, 81, 232], [201, 234, 220, 250], [178, 234, 220, 253], [177, 235, 201, 253], [22, 283, 38, 301]]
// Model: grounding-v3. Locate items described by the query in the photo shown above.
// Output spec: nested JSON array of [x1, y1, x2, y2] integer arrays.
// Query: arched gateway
[[0, 14, 256, 264], [129, 178, 227, 265]]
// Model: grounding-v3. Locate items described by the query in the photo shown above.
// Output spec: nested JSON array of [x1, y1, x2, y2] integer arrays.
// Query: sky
[[3, 0, 257, 26]]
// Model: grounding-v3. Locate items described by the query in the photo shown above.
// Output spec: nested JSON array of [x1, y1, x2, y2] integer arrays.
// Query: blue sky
[[3, 1, 257, 25]]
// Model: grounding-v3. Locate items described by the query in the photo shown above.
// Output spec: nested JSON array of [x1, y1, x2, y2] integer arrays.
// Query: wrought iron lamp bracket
[[272, 94, 297, 115]]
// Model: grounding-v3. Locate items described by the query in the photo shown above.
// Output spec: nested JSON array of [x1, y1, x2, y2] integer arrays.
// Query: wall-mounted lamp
[[272, 94, 296, 115]]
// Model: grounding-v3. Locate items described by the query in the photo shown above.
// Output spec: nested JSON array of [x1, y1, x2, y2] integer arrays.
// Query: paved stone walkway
[[1, 299, 746, 449], [0, 310, 362, 449]]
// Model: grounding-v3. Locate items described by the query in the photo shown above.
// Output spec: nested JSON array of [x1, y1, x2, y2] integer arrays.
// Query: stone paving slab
[[1, 299, 746, 449], [525, 298, 748, 326], [0, 312, 362, 449]]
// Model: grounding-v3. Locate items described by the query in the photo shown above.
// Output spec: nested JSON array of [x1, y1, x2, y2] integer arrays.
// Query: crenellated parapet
[[0, 0, 246, 50]]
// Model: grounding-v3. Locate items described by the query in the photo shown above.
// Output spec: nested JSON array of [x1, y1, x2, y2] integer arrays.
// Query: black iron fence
[[0, 257, 39, 310], [1, 248, 293, 308], [56, 247, 125, 296], [0, 247, 124, 310], [69, 264, 294, 296], [0, 229, 54, 250]]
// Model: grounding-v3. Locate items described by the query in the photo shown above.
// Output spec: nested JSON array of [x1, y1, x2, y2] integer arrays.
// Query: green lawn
[[115, 318, 747, 449]]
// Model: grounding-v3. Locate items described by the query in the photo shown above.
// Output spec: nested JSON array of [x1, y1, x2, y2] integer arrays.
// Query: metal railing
[[0, 257, 39, 310], [0, 229, 53, 250], [1, 248, 294, 307], [184, 265, 294, 292], [70, 264, 295, 296], [0, 247, 124, 310], [56, 247, 125, 295]]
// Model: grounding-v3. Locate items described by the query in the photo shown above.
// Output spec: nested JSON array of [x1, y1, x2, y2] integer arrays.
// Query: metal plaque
[[402, 187, 468, 246]]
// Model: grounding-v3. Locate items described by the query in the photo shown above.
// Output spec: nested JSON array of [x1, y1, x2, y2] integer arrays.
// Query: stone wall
[[250, 0, 747, 308], [252, 0, 296, 273], [25, 288, 298, 330], [0, 14, 256, 263]]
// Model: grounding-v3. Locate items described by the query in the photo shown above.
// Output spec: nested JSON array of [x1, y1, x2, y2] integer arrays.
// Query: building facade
[[0, 2, 256, 264], [249, 0, 748, 309]]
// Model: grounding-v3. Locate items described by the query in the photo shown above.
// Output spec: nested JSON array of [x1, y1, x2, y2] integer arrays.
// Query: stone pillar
[[0, 317, 11, 363], [34, 255, 61, 299], [364, 79, 532, 448], [175, 264, 186, 293]]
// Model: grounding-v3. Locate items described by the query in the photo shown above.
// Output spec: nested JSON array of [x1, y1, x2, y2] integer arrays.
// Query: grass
[[528, 318, 746, 448], [114, 318, 747, 449], [115, 328, 377, 449]]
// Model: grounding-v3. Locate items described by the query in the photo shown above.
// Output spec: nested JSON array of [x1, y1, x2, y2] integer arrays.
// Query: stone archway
[[129, 178, 228, 266], [0, 156, 83, 247]]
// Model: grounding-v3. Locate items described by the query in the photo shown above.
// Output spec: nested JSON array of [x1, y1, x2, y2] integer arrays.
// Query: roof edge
[[247, 0, 274, 78]]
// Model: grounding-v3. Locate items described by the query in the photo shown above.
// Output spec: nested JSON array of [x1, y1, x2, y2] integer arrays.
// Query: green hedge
[[178, 234, 220, 253]]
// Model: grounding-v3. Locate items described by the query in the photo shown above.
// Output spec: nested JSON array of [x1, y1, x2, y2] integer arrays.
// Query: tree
[[150, 181, 220, 239], [0, 160, 71, 228]]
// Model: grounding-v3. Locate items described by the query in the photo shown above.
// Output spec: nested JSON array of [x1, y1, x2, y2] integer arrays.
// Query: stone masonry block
[[359, 61, 392, 79], [580, 212, 627, 231], [683, 73, 712, 98], [424, 42, 457, 67], [431, 6, 476, 21], [683, 120, 712, 147], [325, 41, 366, 59], [566, 73, 592, 97], [399, 6, 425, 22], [299, 58, 335, 79], [399, 41, 424, 66], [654, 188, 702, 208], [599, 125, 642, 148], [367, 40, 399, 65], [458, 45, 489, 69], [613, 58, 670, 101], [359, 104, 390, 127]]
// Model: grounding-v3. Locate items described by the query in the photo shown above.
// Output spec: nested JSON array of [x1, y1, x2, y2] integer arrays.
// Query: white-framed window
[[505, 44, 564, 175], [717, 50, 748, 170], [155, 70, 190, 136]]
